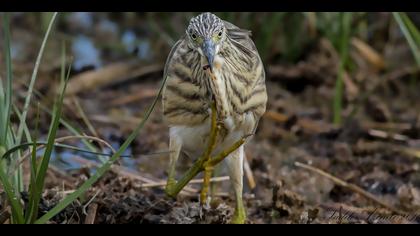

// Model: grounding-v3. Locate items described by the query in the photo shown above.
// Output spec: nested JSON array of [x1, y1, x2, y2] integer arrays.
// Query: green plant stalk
[[0, 165, 24, 223], [400, 13, 420, 45], [15, 12, 57, 147], [333, 13, 352, 126], [3, 142, 132, 167], [26, 45, 69, 223], [14, 12, 57, 198], [284, 13, 306, 62], [37, 102, 99, 153], [147, 13, 174, 46], [34, 74, 169, 224], [7, 105, 32, 177], [13, 105, 33, 146], [393, 12, 420, 87], [0, 13, 25, 224], [17, 84, 99, 154], [26, 104, 40, 223], [2, 13, 12, 146], [0, 13, 12, 169], [41, 12, 55, 33], [162, 13, 178, 42], [333, 67, 344, 125], [395, 13, 420, 65], [257, 13, 285, 61], [72, 97, 106, 163], [0, 73, 4, 98]]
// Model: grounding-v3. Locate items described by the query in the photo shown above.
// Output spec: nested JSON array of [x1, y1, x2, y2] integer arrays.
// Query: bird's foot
[[230, 205, 246, 224], [165, 178, 178, 198]]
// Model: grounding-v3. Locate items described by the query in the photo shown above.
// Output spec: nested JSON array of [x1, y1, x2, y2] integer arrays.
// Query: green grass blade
[[71, 97, 106, 163], [2, 142, 131, 165], [36, 45, 70, 178], [0, 166, 24, 223], [34, 74, 169, 224], [0, 15, 6, 153], [25, 104, 40, 223], [2, 13, 13, 146], [393, 12, 420, 66], [38, 103, 99, 153], [15, 12, 58, 146], [0, 73, 4, 99], [0, 13, 25, 224], [26, 40, 68, 223], [400, 13, 420, 47], [15, 80, 100, 153], [11, 104, 32, 196], [256, 13, 285, 61], [333, 13, 352, 125], [12, 105, 32, 145]]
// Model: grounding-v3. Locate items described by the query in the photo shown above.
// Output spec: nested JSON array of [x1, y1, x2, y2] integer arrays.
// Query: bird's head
[[186, 12, 226, 72]]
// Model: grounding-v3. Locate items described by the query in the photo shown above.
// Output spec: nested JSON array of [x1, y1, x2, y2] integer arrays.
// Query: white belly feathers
[[170, 110, 254, 159]]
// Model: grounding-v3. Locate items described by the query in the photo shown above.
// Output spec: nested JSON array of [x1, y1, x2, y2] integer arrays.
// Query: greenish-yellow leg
[[223, 145, 250, 224], [231, 196, 246, 224], [165, 137, 181, 195]]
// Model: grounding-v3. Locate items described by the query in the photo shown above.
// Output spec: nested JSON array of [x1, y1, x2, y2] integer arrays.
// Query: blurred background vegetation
[[3, 12, 420, 124]]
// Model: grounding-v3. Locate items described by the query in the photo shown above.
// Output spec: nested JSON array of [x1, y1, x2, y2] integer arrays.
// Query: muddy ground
[[1, 13, 420, 224]]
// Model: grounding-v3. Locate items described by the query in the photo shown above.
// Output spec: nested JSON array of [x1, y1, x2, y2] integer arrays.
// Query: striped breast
[[162, 26, 267, 132], [162, 38, 212, 126], [213, 37, 267, 124]]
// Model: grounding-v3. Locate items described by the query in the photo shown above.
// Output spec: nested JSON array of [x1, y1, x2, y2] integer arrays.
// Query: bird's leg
[[224, 146, 246, 224], [165, 102, 219, 198], [210, 163, 223, 200], [200, 134, 251, 223], [165, 135, 182, 197], [199, 135, 247, 208]]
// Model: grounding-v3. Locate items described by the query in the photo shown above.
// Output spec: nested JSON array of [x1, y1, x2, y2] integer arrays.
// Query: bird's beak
[[202, 39, 215, 72]]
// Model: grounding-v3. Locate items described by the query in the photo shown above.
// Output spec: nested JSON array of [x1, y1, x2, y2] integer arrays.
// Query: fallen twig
[[264, 110, 333, 134], [139, 176, 230, 188], [72, 97, 101, 139], [295, 161, 405, 215], [66, 62, 162, 95], [397, 147, 420, 159], [244, 152, 256, 190], [47, 165, 77, 188], [0, 210, 11, 224], [110, 88, 158, 106], [17, 135, 117, 168], [84, 203, 98, 224], [368, 129, 409, 142], [351, 37, 385, 71], [361, 121, 412, 131], [89, 114, 142, 127], [70, 155, 200, 195]]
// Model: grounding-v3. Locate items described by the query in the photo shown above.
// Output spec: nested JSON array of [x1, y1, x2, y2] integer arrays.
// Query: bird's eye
[[218, 31, 223, 38], [191, 33, 197, 40]]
